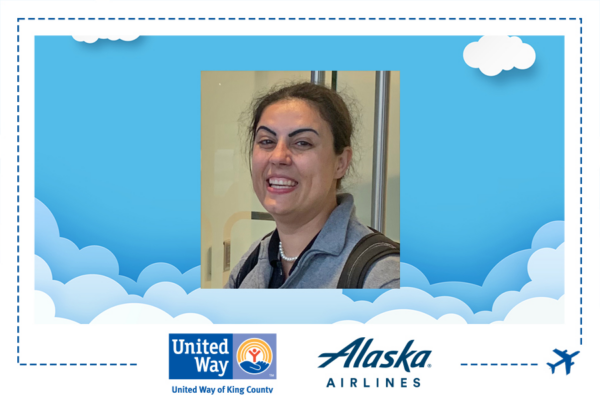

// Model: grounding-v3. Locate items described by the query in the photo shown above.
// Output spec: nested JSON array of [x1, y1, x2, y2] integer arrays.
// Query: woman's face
[[251, 99, 351, 222]]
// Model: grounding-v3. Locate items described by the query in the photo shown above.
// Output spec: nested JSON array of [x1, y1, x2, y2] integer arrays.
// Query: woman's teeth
[[269, 178, 298, 188]]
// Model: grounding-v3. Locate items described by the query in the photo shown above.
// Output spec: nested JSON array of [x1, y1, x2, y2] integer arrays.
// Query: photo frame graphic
[[1, 1, 598, 399]]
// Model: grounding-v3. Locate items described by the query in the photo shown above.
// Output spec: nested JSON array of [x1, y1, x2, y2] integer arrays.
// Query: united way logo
[[237, 338, 273, 375], [169, 333, 276, 380]]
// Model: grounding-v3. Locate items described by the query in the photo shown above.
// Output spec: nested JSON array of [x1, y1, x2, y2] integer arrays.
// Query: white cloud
[[366, 309, 467, 324], [489, 244, 564, 320], [36, 254, 144, 323], [72, 35, 139, 44], [437, 314, 468, 324], [91, 303, 212, 324], [35, 291, 78, 324], [464, 36, 535, 76], [493, 296, 564, 324]]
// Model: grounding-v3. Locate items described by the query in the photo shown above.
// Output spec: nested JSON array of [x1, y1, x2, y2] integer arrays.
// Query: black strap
[[233, 231, 273, 288], [337, 232, 400, 289], [234, 230, 399, 289]]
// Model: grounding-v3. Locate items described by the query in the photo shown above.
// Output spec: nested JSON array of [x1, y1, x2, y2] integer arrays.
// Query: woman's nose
[[270, 141, 291, 165]]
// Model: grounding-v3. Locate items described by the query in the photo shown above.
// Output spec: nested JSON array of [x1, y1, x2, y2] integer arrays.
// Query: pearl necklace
[[279, 242, 298, 262]]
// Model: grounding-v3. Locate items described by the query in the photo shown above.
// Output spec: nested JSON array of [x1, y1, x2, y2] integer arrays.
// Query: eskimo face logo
[[237, 338, 273, 375]]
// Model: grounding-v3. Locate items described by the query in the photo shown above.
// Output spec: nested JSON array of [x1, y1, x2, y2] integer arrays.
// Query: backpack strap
[[337, 232, 400, 289], [233, 231, 274, 288]]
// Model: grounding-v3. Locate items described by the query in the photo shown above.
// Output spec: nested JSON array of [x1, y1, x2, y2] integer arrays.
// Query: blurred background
[[201, 71, 399, 288]]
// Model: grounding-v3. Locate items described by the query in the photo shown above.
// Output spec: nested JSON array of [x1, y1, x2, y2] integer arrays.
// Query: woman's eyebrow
[[288, 128, 319, 137], [256, 126, 277, 136], [256, 126, 319, 137]]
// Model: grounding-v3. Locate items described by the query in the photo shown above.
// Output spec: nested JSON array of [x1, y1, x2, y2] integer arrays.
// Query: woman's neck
[[276, 194, 338, 276]]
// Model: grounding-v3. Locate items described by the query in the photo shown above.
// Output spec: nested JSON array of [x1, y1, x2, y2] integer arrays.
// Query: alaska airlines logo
[[318, 338, 431, 372], [169, 334, 276, 380], [237, 338, 273, 375]]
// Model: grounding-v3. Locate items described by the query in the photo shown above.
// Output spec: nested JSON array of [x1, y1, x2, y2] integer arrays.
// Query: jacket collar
[[309, 193, 355, 257]]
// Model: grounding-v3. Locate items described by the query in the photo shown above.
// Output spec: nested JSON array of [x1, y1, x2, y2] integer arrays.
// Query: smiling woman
[[221, 82, 400, 289]]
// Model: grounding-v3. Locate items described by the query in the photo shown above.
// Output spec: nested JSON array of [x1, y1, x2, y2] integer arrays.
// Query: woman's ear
[[335, 147, 353, 179]]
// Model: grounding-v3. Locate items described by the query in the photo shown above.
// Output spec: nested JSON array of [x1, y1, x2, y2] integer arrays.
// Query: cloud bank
[[35, 198, 199, 296], [35, 198, 563, 325], [399, 221, 563, 314]]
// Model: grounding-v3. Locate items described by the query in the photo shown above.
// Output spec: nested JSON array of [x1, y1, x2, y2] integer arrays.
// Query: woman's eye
[[258, 139, 275, 146], [295, 141, 312, 147]]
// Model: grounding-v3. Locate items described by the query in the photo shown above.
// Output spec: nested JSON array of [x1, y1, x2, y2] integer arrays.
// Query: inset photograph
[[201, 71, 400, 289]]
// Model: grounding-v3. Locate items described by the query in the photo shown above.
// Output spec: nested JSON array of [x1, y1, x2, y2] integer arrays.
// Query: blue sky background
[[400, 37, 564, 284], [35, 35, 563, 285]]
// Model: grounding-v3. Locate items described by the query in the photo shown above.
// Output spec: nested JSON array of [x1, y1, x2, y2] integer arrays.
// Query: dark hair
[[244, 82, 355, 189]]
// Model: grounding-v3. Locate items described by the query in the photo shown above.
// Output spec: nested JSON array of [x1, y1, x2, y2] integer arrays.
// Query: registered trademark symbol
[[427, 364, 432, 368]]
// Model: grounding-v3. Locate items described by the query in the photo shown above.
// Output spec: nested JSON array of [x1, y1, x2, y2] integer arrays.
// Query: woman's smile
[[266, 176, 299, 193]]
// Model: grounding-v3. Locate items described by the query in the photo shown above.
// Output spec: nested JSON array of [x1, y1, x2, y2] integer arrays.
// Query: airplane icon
[[547, 349, 580, 375]]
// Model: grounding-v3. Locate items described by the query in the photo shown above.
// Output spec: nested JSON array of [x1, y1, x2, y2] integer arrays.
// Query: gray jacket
[[224, 193, 400, 289]]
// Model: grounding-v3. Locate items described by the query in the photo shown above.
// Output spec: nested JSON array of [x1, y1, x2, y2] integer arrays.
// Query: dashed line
[[13, 17, 581, 21], [19, 363, 137, 367], [16, 20, 20, 366], [462, 363, 538, 367], [14, 14, 583, 365], [579, 18, 583, 346]]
